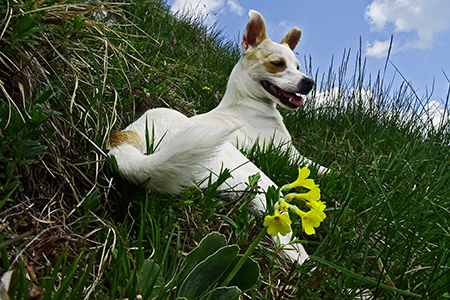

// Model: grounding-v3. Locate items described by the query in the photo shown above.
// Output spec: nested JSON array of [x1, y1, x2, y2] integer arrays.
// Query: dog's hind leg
[[109, 124, 233, 194]]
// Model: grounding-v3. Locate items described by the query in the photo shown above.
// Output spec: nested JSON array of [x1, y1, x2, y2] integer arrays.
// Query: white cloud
[[311, 88, 449, 133], [365, 39, 392, 58], [421, 100, 449, 131], [311, 87, 344, 109], [227, 0, 244, 16], [365, 0, 450, 57], [309, 87, 377, 113], [278, 20, 287, 27], [170, 0, 244, 26]]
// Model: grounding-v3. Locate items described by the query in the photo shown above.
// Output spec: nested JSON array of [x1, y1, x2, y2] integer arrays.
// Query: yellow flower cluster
[[263, 167, 326, 236]]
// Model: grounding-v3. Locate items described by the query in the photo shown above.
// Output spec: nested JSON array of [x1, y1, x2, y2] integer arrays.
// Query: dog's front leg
[[276, 231, 309, 264], [203, 142, 309, 263], [287, 143, 330, 175], [251, 169, 310, 263]]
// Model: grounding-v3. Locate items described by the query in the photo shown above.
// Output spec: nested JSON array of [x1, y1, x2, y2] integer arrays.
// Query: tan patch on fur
[[245, 38, 287, 76], [264, 58, 286, 74], [245, 45, 286, 75], [108, 130, 141, 149]]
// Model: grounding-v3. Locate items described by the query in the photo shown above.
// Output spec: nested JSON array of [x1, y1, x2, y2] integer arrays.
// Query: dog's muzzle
[[261, 80, 305, 109]]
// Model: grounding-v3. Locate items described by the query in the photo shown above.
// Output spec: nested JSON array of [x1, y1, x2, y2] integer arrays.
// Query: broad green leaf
[[209, 286, 242, 300], [178, 245, 239, 299], [178, 232, 227, 280], [138, 259, 165, 298], [222, 255, 260, 292]]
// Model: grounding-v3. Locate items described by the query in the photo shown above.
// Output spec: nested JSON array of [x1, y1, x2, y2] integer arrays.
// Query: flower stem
[[220, 227, 268, 287], [280, 184, 291, 192]]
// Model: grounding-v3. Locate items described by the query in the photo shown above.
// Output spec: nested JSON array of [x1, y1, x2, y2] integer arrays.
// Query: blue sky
[[169, 0, 450, 101], [169, 0, 450, 107]]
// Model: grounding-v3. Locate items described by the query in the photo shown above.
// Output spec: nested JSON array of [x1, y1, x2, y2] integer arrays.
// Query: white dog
[[108, 10, 328, 263]]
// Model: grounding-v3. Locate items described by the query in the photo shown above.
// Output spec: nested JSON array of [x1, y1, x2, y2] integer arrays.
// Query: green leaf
[[18, 159, 38, 166], [35, 87, 54, 104], [109, 155, 120, 174], [138, 259, 165, 299], [222, 255, 260, 292], [178, 232, 227, 281], [247, 172, 261, 187], [178, 245, 239, 299], [21, 145, 47, 158], [219, 215, 238, 229], [52, 251, 84, 299], [0, 182, 19, 211], [208, 286, 241, 300], [10, 14, 42, 46]]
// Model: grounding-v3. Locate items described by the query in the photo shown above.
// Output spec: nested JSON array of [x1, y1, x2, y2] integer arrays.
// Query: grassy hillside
[[1, 0, 449, 299]]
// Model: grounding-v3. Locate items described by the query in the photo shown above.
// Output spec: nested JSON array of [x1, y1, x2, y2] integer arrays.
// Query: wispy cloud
[[421, 100, 449, 131], [227, 0, 244, 16], [365, 0, 450, 58], [312, 88, 448, 132], [365, 39, 392, 58], [278, 20, 287, 27], [170, 0, 244, 26]]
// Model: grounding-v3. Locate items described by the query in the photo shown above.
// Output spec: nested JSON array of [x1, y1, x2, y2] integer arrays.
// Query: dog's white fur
[[108, 10, 328, 263]]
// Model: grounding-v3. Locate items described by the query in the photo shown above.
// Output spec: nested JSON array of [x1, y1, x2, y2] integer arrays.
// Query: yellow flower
[[279, 200, 289, 212], [295, 185, 321, 202], [309, 202, 327, 222], [295, 207, 326, 235], [263, 210, 292, 237], [306, 199, 326, 211], [281, 167, 316, 192], [202, 86, 211, 92]]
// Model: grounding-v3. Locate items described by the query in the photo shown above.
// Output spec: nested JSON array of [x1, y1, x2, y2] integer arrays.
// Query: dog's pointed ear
[[242, 10, 268, 51], [280, 27, 302, 50]]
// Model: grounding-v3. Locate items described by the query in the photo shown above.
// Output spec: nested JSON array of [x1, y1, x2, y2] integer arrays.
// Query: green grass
[[1, 0, 449, 299]]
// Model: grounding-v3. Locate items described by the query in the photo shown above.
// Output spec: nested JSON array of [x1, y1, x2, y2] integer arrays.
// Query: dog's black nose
[[302, 77, 314, 88], [299, 77, 315, 94]]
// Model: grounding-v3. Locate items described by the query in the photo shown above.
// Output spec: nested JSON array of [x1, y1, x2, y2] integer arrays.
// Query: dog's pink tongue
[[281, 90, 303, 107], [292, 95, 303, 106]]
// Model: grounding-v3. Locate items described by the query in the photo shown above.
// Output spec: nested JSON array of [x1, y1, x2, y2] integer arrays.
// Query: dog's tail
[[108, 125, 231, 194]]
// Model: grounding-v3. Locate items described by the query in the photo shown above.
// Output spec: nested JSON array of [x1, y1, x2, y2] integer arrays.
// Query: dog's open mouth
[[261, 80, 303, 109]]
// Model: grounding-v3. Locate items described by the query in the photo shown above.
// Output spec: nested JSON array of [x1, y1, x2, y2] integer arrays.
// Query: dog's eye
[[296, 65, 300, 70], [271, 61, 285, 68]]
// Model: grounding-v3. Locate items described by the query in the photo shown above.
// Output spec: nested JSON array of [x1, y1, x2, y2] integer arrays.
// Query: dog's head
[[241, 10, 314, 110]]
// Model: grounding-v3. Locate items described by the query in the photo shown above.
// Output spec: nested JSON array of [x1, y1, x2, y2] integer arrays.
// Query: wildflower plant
[[265, 167, 326, 236], [221, 167, 326, 289]]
